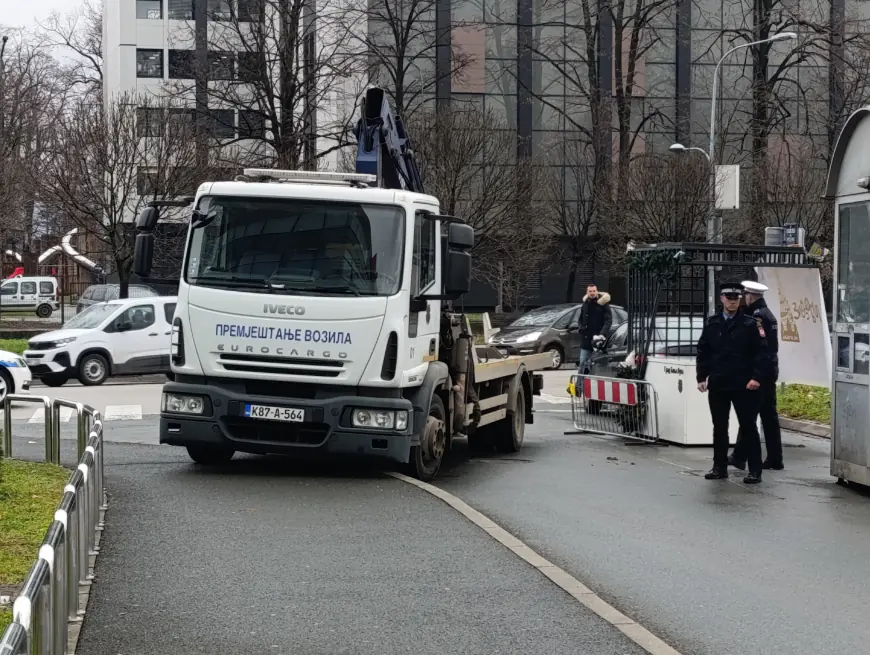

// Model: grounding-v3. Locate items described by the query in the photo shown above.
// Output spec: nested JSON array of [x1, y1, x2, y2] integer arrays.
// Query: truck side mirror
[[136, 207, 160, 231], [133, 233, 154, 278], [447, 223, 474, 249], [444, 250, 471, 297]]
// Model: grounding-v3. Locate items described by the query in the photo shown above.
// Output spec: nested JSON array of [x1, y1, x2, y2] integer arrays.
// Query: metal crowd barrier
[[3, 395, 97, 464], [0, 400, 106, 655], [566, 374, 661, 443]]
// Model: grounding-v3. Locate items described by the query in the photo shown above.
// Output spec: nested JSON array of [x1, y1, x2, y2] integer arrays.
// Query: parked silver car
[[76, 284, 159, 313]]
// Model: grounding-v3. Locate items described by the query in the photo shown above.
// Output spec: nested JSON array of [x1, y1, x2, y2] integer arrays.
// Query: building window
[[168, 0, 194, 20], [207, 0, 232, 20], [208, 52, 235, 80], [169, 49, 195, 79], [136, 49, 164, 78], [239, 110, 265, 138], [205, 109, 235, 138], [137, 168, 161, 196], [238, 0, 263, 22], [238, 51, 264, 83], [136, 0, 163, 19], [137, 108, 164, 137]]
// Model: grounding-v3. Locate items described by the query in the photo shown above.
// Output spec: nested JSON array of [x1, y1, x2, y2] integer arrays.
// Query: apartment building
[[102, 0, 364, 218]]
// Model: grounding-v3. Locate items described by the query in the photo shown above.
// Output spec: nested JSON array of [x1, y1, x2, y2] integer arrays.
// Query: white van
[[0, 276, 60, 318]]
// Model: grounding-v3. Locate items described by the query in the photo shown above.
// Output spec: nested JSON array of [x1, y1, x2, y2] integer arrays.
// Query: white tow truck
[[131, 88, 550, 480]]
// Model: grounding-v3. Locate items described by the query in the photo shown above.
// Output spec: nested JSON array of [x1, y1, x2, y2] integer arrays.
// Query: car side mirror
[[567, 321, 579, 332], [116, 321, 132, 332]]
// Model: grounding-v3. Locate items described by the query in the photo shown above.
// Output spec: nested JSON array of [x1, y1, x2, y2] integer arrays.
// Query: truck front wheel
[[407, 395, 446, 482], [186, 445, 235, 466], [496, 383, 526, 453]]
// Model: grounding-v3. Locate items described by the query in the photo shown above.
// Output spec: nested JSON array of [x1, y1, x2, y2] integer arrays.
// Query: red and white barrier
[[582, 378, 638, 406]]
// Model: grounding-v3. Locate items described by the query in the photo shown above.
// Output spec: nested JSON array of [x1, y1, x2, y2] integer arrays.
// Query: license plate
[[244, 404, 305, 422]]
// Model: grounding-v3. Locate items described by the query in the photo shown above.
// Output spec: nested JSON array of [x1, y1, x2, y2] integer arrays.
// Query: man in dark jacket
[[729, 280, 783, 471], [696, 280, 771, 483], [577, 283, 612, 372]]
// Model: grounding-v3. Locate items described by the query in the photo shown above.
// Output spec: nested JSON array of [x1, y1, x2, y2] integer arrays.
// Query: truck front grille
[[222, 417, 330, 445], [218, 353, 344, 378]]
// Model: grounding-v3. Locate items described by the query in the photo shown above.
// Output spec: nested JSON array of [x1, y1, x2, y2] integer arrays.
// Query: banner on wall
[[755, 267, 832, 389]]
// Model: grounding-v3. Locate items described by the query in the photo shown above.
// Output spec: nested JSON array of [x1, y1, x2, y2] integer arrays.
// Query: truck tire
[[40, 374, 68, 387], [406, 394, 446, 482], [36, 304, 53, 318], [186, 445, 235, 466], [78, 352, 110, 386], [496, 383, 526, 453]]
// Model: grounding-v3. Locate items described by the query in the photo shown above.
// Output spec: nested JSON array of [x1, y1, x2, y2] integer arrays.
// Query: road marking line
[[28, 407, 73, 424], [103, 404, 143, 421], [389, 471, 684, 655]]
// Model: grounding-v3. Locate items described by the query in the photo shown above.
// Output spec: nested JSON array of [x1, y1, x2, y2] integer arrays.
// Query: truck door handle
[[148, 332, 158, 336], [164, 331, 171, 335]]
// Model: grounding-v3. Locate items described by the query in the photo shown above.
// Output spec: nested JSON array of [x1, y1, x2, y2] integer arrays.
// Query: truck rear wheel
[[406, 395, 446, 482], [496, 383, 526, 453], [186, 445, 235, 466]]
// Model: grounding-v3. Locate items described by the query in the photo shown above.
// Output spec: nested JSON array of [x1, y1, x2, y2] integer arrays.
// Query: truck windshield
[[185, 196, 405, 296]]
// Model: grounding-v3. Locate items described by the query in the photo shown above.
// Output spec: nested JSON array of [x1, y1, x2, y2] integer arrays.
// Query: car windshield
[[509, 307, 569, 328], [185, 196, 405, 297], [64, 303, 118, 329]]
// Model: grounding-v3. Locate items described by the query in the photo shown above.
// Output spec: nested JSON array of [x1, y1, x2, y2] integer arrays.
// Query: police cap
[[741, 280, 768, 295], [719, 280, 744, 298]]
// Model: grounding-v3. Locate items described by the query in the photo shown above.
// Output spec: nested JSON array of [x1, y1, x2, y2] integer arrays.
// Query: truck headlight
[[163, 393, 204, 415], [352, 409, 409, 430]]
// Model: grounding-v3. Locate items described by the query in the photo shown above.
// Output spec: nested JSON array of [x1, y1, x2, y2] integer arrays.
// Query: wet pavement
[[7, 407, 868, 655], [437, 413, 867, 655], [7, 438, 647, 655]]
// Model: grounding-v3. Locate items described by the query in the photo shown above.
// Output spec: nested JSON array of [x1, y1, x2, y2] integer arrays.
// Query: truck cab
[[134, 169, 492, 479]]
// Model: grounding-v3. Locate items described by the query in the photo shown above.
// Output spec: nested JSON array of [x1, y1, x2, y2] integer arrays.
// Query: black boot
[[728, 455, 746, 470], [761, 460, 783, 470], [743, 471, 762, 484], [705, 466, 729, 480]]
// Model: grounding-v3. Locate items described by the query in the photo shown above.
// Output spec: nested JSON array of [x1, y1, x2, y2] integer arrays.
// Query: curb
[[67, 499, 109, 653], [389, 472, 683, 655], [780, 417, 830, 438]]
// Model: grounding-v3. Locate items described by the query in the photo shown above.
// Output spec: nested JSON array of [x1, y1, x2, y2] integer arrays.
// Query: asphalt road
[[7, 437, 646, 655], [8, 374, 870, 655]]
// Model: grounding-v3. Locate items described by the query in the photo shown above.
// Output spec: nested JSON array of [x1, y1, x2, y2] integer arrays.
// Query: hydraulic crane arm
[[354, 88, 425, 194]]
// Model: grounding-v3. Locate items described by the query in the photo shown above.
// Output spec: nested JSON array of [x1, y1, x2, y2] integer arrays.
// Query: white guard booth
[[824, 106, 870, 486]]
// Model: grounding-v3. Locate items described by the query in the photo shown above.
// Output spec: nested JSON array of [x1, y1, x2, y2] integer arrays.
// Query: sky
[[4, 0, 82, 31]]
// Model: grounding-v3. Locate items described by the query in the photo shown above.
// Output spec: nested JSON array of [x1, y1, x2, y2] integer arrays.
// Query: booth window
[[837, 201, 870, 324]]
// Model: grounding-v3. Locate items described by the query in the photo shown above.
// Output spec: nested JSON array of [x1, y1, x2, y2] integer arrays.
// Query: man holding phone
[[696, 281, 771, 484]]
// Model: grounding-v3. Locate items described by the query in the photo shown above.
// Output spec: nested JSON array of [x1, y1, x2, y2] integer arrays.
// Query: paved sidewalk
[[10, 439, 648, 655]]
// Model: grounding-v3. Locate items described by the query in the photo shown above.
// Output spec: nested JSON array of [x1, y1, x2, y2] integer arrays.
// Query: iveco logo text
[[264, 304, 306, 315], [217, 344, 348, 359]]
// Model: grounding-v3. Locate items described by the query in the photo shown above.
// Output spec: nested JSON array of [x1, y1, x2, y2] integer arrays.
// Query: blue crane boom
[[354, 88, 425, 194]]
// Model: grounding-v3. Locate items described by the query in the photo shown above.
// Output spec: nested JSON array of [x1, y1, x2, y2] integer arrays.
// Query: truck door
[[19, 280, 38, 311], [832, 200, 870, 468], [408, 210, 440, 366]]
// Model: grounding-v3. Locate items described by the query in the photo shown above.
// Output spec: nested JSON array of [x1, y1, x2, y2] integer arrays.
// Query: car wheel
[[78, 353, 110, 386], [0, 369, 14, 404], [544, 344, 564, 370], [35, 304, 53, 318]]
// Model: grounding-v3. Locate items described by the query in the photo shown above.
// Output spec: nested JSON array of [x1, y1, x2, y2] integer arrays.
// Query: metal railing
[[567, 374, 661, 443], [0, 401, 106, 655], [3, 395, 97, 464]]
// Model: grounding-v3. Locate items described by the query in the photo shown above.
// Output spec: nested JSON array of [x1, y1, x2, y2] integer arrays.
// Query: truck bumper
[[158, 380, 415, 464]]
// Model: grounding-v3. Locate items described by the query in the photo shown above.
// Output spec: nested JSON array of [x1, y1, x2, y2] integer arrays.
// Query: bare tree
[[42, 93, 218, 297], [598, 152, 709, 265], [342, 0, 473, 120], [0, 31, 72, 267], [542, 138, 607, 301], [409, 105, 550, 309], [37, 0, 103, 95], [163, 0, 364, 171]]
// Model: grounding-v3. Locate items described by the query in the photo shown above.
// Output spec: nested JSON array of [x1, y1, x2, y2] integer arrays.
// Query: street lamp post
[[670, 31, 798, 316]]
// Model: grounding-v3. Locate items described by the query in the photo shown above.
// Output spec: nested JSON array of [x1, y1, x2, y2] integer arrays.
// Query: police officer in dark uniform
[[729, 280, 783, 471], [696, 280, 771, 484]]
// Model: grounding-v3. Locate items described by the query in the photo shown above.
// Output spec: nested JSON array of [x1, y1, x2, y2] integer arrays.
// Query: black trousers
[[731, 380, 783, 466], [709, 388, 763, 471]]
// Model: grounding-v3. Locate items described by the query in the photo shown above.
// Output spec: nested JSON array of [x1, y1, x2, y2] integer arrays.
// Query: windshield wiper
[[191, 275, 271, 290]]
